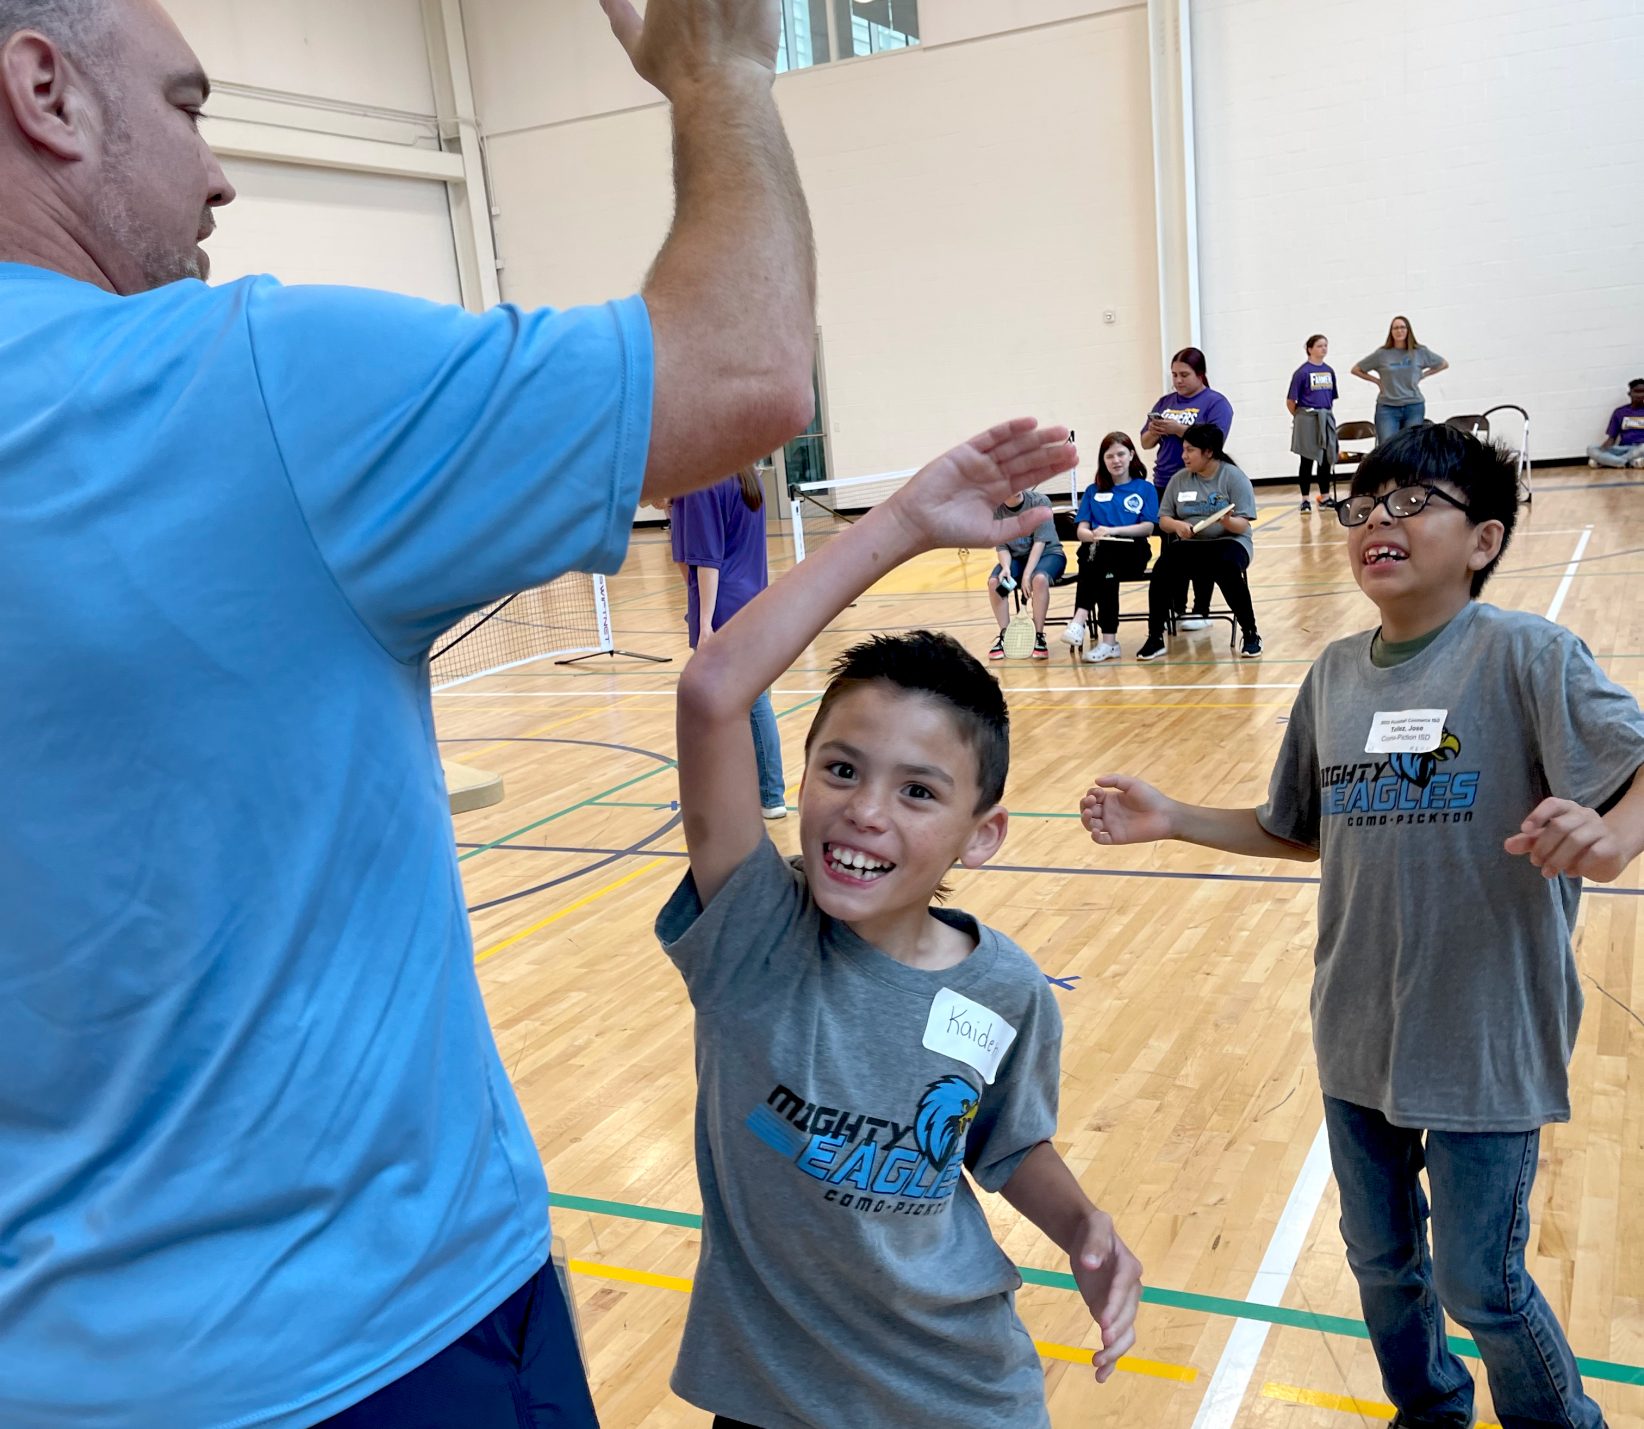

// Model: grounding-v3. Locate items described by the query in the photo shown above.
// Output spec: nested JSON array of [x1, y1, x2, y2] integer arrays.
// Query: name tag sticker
[[923, 988, 1018, 1085], [1178, 488, 1199, 501], [1366, 708, 1449, 754], [1093, 491, 1114, 502]]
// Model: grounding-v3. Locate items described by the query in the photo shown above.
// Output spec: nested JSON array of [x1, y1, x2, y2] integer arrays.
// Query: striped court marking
[[564, 1256, 1195, 1384], [474, 857, 668, 963], [1261, 1382, 1501, 1426], [542, 1194, 1644, 1384]]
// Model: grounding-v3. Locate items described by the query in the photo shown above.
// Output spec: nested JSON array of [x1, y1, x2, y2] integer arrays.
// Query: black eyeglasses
[[1335, 484, 1471, 528]]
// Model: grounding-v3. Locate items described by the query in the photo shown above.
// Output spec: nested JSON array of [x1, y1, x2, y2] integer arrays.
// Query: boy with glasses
[[1077, 424, 1644, 1426]]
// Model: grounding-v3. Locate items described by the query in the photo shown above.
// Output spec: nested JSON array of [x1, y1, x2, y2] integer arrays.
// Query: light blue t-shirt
[[0, 265, 653, 1427]]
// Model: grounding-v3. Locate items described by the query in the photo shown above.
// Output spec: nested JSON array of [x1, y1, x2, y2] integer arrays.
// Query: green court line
[[546, 1191, 1644, 1385], [459, 696, 823, 864]]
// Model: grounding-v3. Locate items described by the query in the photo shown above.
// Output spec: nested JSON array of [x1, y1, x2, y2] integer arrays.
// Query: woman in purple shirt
[[1286, 333, 1338, 514], [674, 467, 786, 819]]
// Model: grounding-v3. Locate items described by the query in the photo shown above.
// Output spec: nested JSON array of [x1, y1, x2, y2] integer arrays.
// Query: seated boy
[[659, 419, 1142, 1428], [1081, 423, 1644, 1427], [1587, 376, 1644, 469]]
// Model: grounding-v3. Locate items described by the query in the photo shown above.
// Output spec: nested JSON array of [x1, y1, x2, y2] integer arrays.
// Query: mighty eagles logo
[[743, 1076, 983, 1217], [1321, 726, 1480, 827]]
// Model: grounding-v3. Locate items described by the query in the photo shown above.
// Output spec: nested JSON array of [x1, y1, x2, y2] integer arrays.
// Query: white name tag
[[922, 988, 1017, 1085], [1178, 488, 1199, 501], [1365, 708, 1449, 754]]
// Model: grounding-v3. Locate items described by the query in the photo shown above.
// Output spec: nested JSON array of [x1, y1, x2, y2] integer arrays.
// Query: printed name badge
[[1365, 708, 1449, 754], [922, 987, 1018, 1085]]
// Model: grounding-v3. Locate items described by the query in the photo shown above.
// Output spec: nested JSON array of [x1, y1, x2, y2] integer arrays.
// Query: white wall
[[470, 4, 1163, 491], [1193, 0, 1644, 474]]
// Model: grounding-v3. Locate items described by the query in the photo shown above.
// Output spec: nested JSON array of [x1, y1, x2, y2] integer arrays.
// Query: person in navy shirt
[[1287, 333, 1339, 513], [674, 467, 787, 818], [0, 0, 817, 1425], [1059, 432, 1159, 663], [1588, 378, 1644, 469]]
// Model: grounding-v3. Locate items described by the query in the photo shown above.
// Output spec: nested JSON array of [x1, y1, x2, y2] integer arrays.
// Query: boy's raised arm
[[676, 419, 1077, 905]]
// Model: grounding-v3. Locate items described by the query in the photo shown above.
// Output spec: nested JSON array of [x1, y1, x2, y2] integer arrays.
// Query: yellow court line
[[474, 857, 670, 965], [566, 1256, 1196, 1384], [1263, 1382, 1499, 1427]]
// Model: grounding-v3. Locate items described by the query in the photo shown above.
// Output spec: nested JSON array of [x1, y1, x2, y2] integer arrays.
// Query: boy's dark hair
[[805, 631, 1009, 811], [1630, 378, 1644, 390], [1349, 424, 1519, 596]]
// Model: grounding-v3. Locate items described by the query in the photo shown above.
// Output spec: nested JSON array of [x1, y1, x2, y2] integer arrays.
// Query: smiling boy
[[1080, 424, 1644, 1426], [659, 419, 1142, 1428]]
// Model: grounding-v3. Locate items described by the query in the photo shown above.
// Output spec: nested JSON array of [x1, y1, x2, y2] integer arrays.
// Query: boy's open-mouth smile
[[822, 842, 896, 884], [1363, 543, 1408, 566]]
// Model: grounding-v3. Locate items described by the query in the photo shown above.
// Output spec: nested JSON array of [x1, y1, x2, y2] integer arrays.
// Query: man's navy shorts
[[317, 1259, 598, 1428]]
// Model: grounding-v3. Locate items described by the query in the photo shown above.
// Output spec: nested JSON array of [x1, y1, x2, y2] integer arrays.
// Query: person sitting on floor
[[1588, 378, 1644, 470]]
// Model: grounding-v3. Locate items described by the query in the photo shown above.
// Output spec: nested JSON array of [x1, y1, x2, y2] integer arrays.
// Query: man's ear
[[1, 31, 96, 162], [957, 804, 1008, 869]]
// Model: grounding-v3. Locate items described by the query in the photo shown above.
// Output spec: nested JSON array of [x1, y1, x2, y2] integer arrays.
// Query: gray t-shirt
[[656, 838, 1062, 1429], [1357, 345, 1444, 407], [994, 488, 1058, 559], [1159, 460, 1257, 559], [1258, 602, 1644, 1131]]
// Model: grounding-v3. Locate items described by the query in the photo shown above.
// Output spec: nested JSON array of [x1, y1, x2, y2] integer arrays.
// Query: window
[[775, 0, 918, 73]]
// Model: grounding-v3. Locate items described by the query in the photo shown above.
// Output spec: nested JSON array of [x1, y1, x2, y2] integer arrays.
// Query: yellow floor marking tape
[[1263, 1382, 1499, 1426], [474, 857, 670, 965], [566, 1257, 1197, 1384]]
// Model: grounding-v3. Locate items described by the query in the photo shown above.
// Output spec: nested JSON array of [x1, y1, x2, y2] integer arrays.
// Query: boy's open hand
[[1081, 774, 1175, 846], [1505, 798, 1634, 881], [884, 419, 1076, 553], [1068, 1210, 1142, 1382]]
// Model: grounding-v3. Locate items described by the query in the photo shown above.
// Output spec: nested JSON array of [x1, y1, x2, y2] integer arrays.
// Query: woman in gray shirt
[[1351, 315, 1448, 447]]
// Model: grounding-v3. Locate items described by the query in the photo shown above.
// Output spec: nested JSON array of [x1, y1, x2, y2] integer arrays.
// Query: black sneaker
[[1240, 632, 1263, 659], [1300, 498, 1313, 514], [1136, 634, 1166, 662], [1031, 632, 1049, 660], [988, 631, 1006, 660]]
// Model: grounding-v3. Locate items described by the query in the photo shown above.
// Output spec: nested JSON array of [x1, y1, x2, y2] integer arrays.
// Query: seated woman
[[1138, 423, 1262, 662], [1059, 432, 1158, 662]]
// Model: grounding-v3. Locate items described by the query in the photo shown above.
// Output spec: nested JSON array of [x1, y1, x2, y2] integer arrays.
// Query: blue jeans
[[1324, 1097, 1605, 1428], [1587, 443, 1643, 469], [750, 690, 785, 810], [1375, 400, 1426, 445]]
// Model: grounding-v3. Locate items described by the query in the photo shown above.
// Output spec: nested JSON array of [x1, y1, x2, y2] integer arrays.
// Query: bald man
[[0, 0, 814, 1424]]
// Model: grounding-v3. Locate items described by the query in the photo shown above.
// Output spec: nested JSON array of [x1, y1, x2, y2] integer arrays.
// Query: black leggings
[[1073, 541, 1150, 633], [1297, 455, 1333, 498], [1149, 540, 1256, 637]]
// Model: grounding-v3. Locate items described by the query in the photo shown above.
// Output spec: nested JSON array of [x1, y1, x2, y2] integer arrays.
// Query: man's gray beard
[[94, 173, 204, 291]]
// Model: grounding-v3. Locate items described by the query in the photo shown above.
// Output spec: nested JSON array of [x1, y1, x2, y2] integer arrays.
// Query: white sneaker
[[1060, 619, 1087, 648], [1084, 640, 1121, 663], [1631, 454, 1644, 469], [1180, 616, 1212, 631], [762, 804, 788, 820], [1590, 458, 1601, 468]]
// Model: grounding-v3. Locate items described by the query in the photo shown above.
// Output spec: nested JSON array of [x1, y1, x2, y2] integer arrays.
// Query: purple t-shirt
[[1144, 386, 1234, 489], [1288, 362, 1338, 410], [1607, 403, 1644, 447], [675, 475, 769, 648]]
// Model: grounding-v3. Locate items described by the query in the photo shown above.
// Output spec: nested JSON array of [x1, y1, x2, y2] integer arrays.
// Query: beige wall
[[167, 0, 437, 113], [472, 4, 1160, 489]]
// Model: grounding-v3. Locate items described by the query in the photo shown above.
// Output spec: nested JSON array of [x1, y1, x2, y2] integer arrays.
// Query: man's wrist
[[668, 60, 775, 115]]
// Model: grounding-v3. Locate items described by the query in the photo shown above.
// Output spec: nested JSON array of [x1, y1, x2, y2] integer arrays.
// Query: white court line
[[433, 681, 1305, 699], [1544, 525, 1594, 625], [1190, 1127, 1334, 1429], [1188, 521, 1599, 1426]]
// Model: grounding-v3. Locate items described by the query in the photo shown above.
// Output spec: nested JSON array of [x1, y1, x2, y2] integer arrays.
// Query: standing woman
[[1060, 432, 1159, 663], [1287, 333, 1339, 513], [1141, 347, 1233, 628], [673, 467, 787, 820], [1351, 315, 1447, 446]]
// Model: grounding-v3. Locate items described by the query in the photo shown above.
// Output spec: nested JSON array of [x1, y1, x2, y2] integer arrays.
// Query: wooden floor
[[436, 467, 1644, 1427]]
